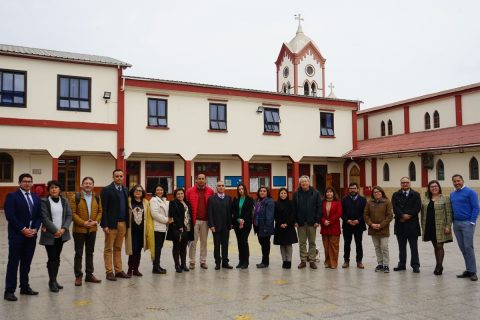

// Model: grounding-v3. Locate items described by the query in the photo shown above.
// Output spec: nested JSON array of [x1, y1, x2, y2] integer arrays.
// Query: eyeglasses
[[135, 189, 143, 192], [217, 185, 225, 187], [21, 180, 33, 183]]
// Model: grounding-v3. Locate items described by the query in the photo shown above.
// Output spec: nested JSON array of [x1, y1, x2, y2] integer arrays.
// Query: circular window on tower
[[305, 65, 315, 77], [283, 66, 289, 78]]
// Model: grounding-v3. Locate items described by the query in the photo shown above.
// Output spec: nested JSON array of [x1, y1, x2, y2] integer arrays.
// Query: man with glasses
[[208, 181, 233, 270], [4, 173, 42, 301], [392, 177, 422, 273]]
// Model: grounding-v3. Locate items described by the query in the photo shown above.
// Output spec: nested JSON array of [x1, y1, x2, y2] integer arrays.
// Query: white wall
[[278, 54, 294, 93], [357, 117, 364, 141], [297, 52, 323, 96], [0, 55, 119, 124], [368, 108, 404, 138], [409, 97, 455, 133], [80, 155, 115, 187], [377, 156, 421, 188], [124, 87, 353, 162], [462, 91, 480, 125], [0, 152, 52, 187]]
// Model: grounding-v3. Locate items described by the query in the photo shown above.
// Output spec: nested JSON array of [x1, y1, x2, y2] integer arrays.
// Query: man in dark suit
[[392, 177, 422, 273], [4, 173, 42, 301], [100, 169, 130, 281], [208, 180, 233, 270]]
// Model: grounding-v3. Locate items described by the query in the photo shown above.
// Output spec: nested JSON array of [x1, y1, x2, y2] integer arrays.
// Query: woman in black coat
[[166, 188, 194, 273], [273, 188, 298, 269], [253, 186, 275, 269], [231, 183, 254, 269]]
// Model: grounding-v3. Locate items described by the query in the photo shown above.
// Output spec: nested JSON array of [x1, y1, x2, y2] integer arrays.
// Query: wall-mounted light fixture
[[256, 106, 264, 114], [103, 91, 111, 103]]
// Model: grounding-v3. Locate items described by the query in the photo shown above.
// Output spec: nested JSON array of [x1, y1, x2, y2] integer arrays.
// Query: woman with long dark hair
[[253, 186, 275, 268], [126, 185, 154, 277], [166, 188, 194, 273], [39, 180, 72, 292], [273, 188, 298, 269], [320, 187, 342, 269], [150, 184, 169, 274], [231, 183, 254, 269], [421, 180, 453, 275]]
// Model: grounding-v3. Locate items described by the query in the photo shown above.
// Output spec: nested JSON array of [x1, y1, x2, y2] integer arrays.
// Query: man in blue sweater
[[450, 174, 479, 281]]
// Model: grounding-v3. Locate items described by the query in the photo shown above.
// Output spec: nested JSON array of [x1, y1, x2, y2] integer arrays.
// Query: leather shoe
[[106, 272, 117, 281], [393, 266, 406, 271], [413, 266, 420, 273], [470, 273, 478, 281], [115, 271, 131, 279], [256, 263, 268, 269], [75, 277, 82, 286], [342, 261, 349, 268], [189, 263, 195, 270], [240, 264, 248, 269], [357, 262, 365, 269], [215, 264, 221, 270], [222, 264, 234, 269], [20, 287, 39, 295], [85, 275, 101, 283], [49, 281, 59, 293], [182, 265, 189, 272], [4, 292, 17, 301], [132, 270, 143, 277], [56, 282, 63, 290], [457, 271, 471, 278], [200, 263, 208, 270], [298, 261, 307, 269], [310, 262, 318, 269]]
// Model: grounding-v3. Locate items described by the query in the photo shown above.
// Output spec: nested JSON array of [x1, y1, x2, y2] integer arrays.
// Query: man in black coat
[[208, 181, 233, 270], [100, 169, 130, 280], [392, 177, 422, 273], [341, 182, 367, 269]]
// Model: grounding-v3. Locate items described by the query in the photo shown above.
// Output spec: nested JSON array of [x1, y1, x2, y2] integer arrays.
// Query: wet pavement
[[1, 213, 479, 320]]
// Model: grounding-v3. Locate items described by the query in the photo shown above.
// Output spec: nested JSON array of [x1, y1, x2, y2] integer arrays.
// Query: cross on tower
[[294, 14, 304, 27], [328, 83, 335, 91]]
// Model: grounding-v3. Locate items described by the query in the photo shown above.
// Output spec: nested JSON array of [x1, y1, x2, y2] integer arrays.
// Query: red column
[[352, 110, 358, 150], [343, 160, 350, 195], [363, 115, 369, 140], [52, 158, 59, 180], [292, 161, 300, 192], [371, 158, 377, 186], [116, 67, 125, 172], [455, 95, 462, 126], [404, 106, 410, 134], [421, 164, 428, 188], [359, 160, 366, 187], [184, 160, 192, 190], [241, 160, 250, 192]]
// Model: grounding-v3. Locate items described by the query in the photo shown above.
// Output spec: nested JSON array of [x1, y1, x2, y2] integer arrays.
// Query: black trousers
[[234, 226, 251, 265], [396, 234, 420, 268], [153, 231, 166, 267], [172, 232, 189, 267], [213, 229, 230, 265], [343, 228, 364, 263], [5, 235, 37, 293], [73, 232, 97, 278], [258, 235, 271, 265], [45, 238, 64, 281]]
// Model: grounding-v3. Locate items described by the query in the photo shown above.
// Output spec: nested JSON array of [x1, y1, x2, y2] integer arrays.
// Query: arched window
[[311, 82, 317, 97], [282, 84, 287, 93], [424, 112, 431, 130], [304, 82, 310, 96], [433, 110, 440, 128], [381, 121, 386, 136], [470, 157, 479, 180], [383, 163, 390, 181], [0, 152, 13, 182], [287, 82, 291, 94], [388, 120, 393, 135], [409, 161, 416, 181], [349, 165, 360, 186], [436, 159, 445, 181]]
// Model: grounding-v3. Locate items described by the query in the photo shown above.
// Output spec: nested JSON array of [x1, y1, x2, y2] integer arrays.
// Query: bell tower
[[275, 14, 326, 97]]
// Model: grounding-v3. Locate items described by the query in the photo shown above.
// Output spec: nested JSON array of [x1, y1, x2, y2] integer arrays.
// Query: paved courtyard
[[1, 212, 479, 320]]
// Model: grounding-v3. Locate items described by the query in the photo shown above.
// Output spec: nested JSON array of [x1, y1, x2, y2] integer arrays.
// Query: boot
[[282, 261, 286, 269], [54, 261, 63, 289], [285, 261, 292, 269], [47, 261, 59, 293]]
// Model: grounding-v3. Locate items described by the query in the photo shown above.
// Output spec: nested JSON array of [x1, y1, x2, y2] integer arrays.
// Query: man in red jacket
[[186, 174, 214, 269]]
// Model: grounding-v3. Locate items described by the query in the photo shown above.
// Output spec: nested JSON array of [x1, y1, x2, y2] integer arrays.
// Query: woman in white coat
[[149, 184, 169, 274]]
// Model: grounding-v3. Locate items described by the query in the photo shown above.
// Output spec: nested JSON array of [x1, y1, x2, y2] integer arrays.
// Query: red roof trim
[[125, 78, 357, 109]]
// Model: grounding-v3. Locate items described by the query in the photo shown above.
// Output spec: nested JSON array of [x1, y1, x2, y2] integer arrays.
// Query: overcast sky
[[2, 0, 479, 109]]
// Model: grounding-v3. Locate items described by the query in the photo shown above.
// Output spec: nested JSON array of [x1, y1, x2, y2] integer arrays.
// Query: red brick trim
[[0, 117, 117, 131]]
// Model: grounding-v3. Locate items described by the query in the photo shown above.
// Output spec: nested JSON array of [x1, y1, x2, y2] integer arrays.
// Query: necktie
[[404, 191, 408, 197], [25, 192, 33, 216]]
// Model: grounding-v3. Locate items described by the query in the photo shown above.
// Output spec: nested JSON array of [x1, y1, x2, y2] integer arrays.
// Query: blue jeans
[[453, 220, 477, 274]]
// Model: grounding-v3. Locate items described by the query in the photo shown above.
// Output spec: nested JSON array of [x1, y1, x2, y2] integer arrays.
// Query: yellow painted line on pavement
[[74, 299, 91, 307]]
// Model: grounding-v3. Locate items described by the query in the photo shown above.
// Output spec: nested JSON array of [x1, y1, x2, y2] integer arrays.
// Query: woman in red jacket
[[321, 187, 342, 269]]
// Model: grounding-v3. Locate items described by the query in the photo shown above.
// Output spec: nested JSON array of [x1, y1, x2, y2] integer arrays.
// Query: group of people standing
[[3, 170, 479, 302]]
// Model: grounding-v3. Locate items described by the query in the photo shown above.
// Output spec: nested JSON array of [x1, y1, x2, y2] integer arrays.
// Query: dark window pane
[[218, 106, 225, 120], [14, 74, 24, 92], [210, 105, 217, 120], [79, 80, 89, 99], [211, 121, 219, 129], [158, 104, 166, 117], [60, 78, 69, 97], [148, 117, 157, 126], [70, 79, 79, 98], [2, 93, 13, 103], [149, 103, 156, 116]]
